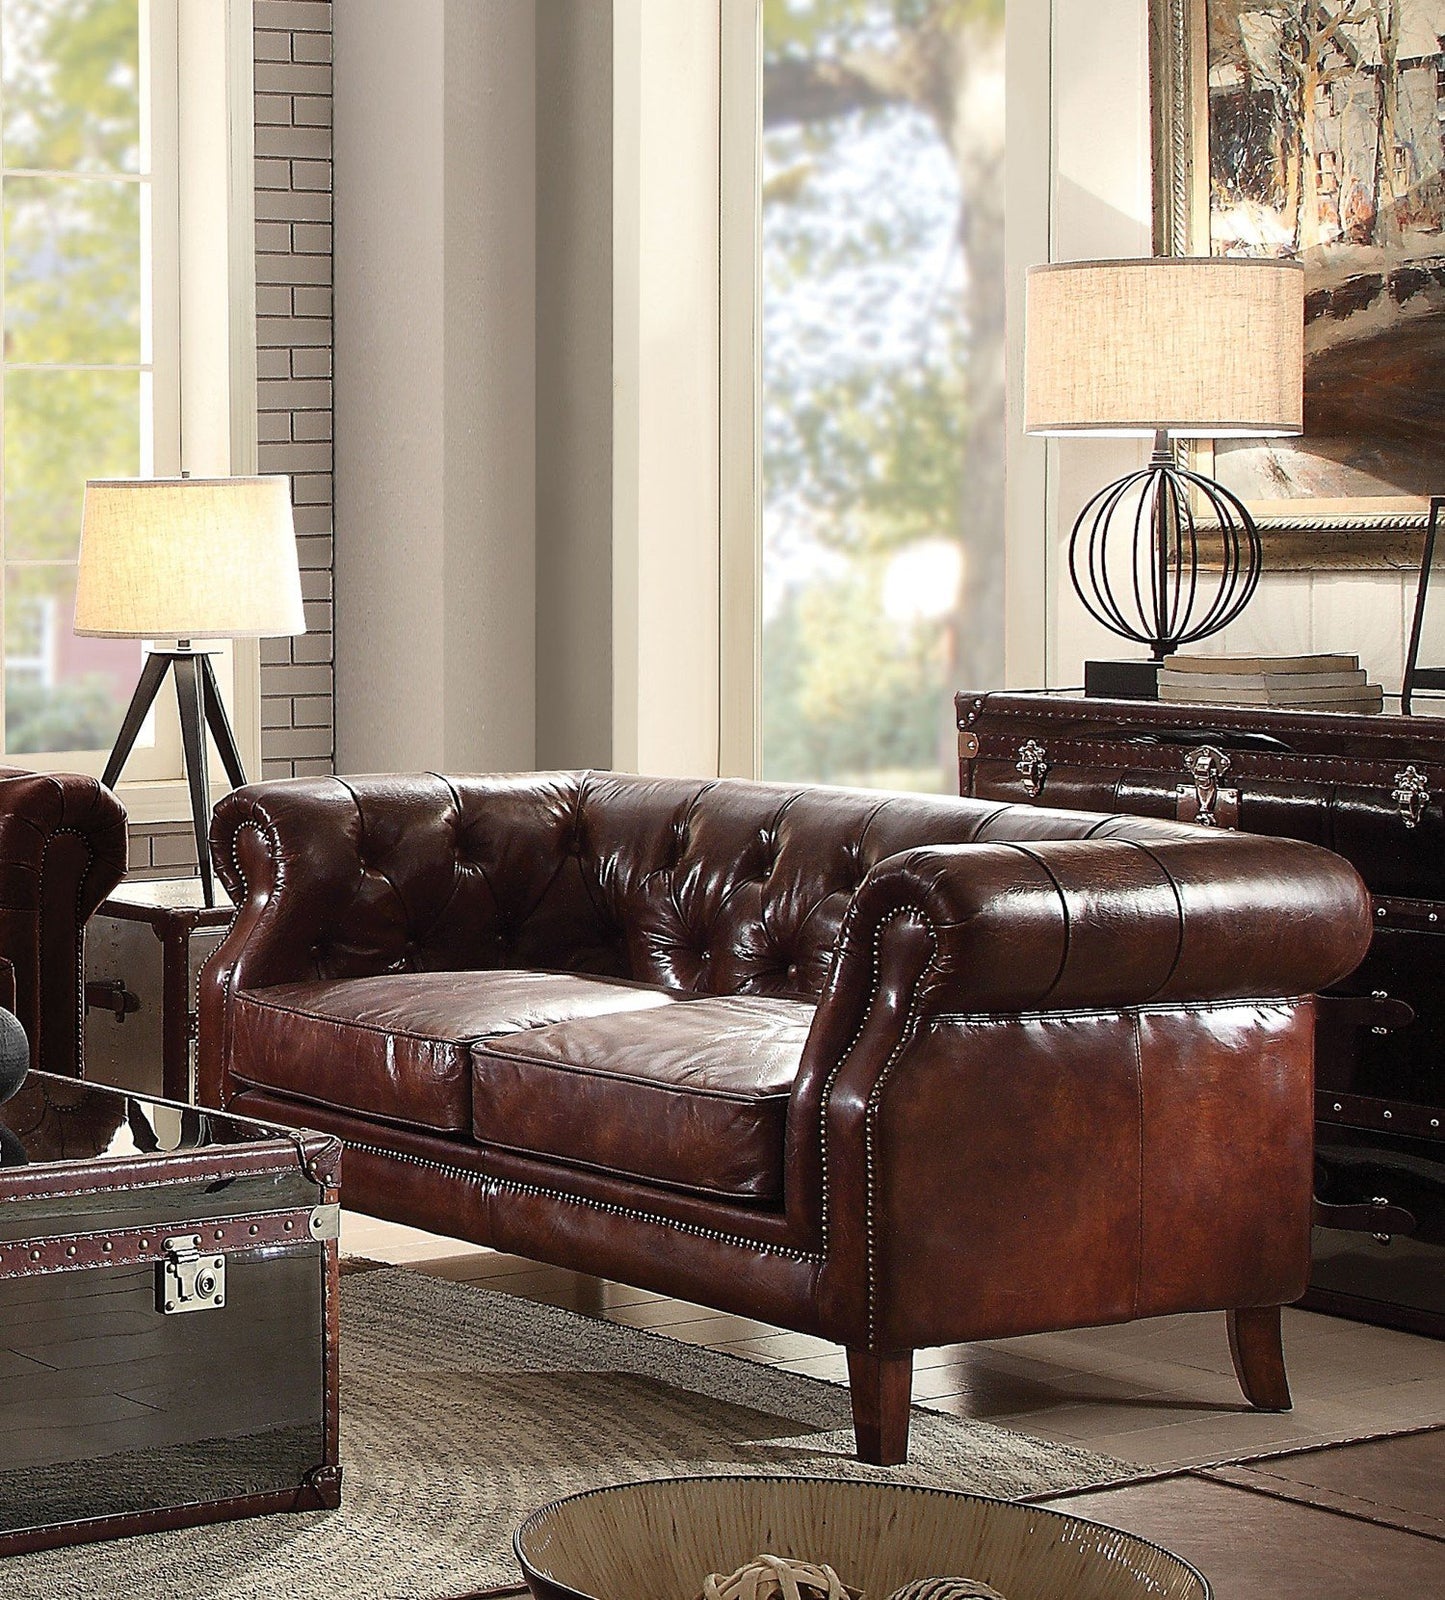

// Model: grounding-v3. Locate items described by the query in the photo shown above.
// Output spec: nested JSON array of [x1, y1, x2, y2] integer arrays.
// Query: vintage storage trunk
[[957, 690, 1445, 1337], [84, 880, 233, 1103], [0, 1072, 342, 1555]]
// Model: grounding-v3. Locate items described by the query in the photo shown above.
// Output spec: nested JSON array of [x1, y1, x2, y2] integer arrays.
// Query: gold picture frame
[[1149, 0, 1431, 572]]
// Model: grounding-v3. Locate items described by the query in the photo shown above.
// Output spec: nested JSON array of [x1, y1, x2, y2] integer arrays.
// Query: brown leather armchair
[[198, 771, 1371, 1463], [0, 768, 126, 1077]]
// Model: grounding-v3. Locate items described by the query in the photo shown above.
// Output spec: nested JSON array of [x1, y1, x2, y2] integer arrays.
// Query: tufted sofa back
[[214, 770, 1214, 1002]]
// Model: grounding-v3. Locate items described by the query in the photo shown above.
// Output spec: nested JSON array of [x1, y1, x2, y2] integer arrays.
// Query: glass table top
[[0, 1071, 277, 1173]]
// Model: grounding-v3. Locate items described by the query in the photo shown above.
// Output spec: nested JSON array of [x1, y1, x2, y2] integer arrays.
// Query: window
[[0, 0, 181, 768], [753, 0, 1006, 793], [1393, 141, 1414, 191]]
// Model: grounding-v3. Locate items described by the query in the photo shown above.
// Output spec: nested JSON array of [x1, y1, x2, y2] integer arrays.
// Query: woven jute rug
[[5, 1267, 1126, 1600]]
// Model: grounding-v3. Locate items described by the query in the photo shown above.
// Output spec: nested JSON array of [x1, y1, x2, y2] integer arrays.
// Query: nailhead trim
[[342, 1137, 820, 1263], [862, 928, 937, 1345], [815, 906, 926, 1241], [185, 868, 241, 1102], [810, 904, 938, 1344], [204, 813, 336, 1180], [197, 816, 279, 1107], [39, 821, 106, 1078], [0, 1205, 313, 1280], [1, 1160, 300, 1205]]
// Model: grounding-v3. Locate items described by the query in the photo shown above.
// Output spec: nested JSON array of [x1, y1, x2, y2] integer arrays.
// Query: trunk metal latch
[[157, 1234, 226, 1315], [1178, 745, 1239, 829], [1015, 739, 1049, 798], [1392, 766, 1430, 830]]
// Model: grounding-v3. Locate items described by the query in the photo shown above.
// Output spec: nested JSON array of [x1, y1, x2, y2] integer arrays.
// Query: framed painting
[[1150, 0, 1441, 570]]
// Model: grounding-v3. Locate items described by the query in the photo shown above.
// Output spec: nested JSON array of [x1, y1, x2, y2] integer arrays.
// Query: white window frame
[[611, 0, 723, 779], [717, 0, 761, 779], [0, 0, 180, 782], [5, 0, 260, 825]]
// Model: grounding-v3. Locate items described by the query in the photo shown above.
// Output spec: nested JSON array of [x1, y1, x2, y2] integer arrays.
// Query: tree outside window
[[760, 0, 1005, 793], [1, 0, 152, 756]]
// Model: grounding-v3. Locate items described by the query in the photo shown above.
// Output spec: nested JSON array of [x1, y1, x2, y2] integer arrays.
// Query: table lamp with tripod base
[[74, 477, 306, 906]]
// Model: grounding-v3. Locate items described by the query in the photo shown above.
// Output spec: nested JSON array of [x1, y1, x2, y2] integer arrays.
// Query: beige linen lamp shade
[[1024, 256, 1305, 438], [74, 476, 306, 639]]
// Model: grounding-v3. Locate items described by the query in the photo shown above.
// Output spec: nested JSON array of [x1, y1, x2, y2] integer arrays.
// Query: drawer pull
[[1312, 1196, 1416, 1238], [1392, 765, 1430, 829], [1015, 739, 1049, 798]]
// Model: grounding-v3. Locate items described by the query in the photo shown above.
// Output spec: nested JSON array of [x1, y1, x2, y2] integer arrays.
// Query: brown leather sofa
[[198, 771, 1371, 1463], [0, 768, 126, 1076]]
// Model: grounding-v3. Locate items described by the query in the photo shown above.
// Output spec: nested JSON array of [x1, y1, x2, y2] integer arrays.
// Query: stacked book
[[1157, 652, 1384, 713]]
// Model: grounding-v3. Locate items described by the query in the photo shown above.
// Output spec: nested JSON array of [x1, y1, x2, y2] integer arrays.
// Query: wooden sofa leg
[[847, 1349, 912, 1465], [1227, 1306, 1292, 1411]]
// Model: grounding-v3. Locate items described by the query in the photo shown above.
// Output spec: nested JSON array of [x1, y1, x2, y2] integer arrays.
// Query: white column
[[333, 0, 536, 774], [612, 0, 722, 778]]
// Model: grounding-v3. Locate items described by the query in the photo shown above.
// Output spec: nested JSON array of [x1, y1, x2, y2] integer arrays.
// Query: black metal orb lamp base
[[1072, 431, 1263, 698], [101, 644, 248, 907]]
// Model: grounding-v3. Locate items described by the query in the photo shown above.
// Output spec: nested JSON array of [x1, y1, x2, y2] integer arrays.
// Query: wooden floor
[[343, 1212, 1445, 1598]]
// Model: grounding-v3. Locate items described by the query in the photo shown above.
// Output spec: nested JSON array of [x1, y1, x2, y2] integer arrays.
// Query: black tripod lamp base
[[101, 647, 248, 907]]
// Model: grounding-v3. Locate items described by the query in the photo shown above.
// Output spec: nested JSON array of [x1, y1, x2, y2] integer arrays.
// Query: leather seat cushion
[[228, 970, 678, 1134], [472, 994, 812, 1202]]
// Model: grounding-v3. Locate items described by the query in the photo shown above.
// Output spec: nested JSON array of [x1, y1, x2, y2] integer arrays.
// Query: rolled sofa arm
[[201, 777, 403, 1109], [835, 829, 1371, 1019], [0, 769, 127, 1076], [205, 775, 451, 1011], [786, 829, 1372, 1243]]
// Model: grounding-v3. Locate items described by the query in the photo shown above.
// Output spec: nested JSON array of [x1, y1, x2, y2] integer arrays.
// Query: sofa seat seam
[[472, 1134, 782, 1206], [475, 1041, 797, 1105], [235, 987, 674, 1052], [228, 1068, 470, 1137]]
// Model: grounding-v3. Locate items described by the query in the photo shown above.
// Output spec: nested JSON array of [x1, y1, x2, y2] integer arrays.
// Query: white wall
[[536, 1, 615, 771], [443, 1, 538, 768], [1046, 0, 1155, 685], [332, 0, 447, 770], [335, 0, 719, 781], [333, 0, 536, 774], [1031, 0, 1414, 693]]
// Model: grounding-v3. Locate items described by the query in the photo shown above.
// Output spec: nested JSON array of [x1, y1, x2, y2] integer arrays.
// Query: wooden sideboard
[[956, 690, 1445, 1338]]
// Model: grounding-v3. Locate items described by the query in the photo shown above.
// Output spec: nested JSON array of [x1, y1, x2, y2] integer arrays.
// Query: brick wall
[[254, 0, 335, 781], [129, 0, 335, 873]]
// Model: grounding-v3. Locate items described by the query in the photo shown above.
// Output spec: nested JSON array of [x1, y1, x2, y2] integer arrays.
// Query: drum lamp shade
[[74, 476, 306, 640], [1024, 256, 1305, 439]]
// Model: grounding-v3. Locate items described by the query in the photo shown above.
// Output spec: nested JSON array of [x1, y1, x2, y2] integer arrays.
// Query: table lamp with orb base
[[1024, 256, 1305, 699], [73, 477, 306, 906]]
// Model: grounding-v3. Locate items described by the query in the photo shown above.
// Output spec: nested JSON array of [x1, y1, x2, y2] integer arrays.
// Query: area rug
[[5, 1267, 1126, 1600]]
